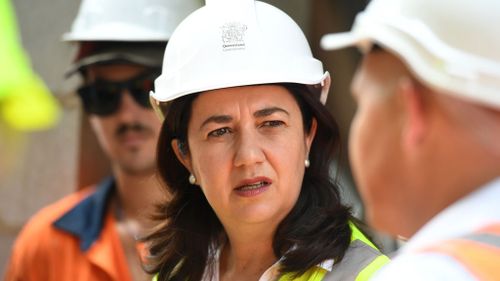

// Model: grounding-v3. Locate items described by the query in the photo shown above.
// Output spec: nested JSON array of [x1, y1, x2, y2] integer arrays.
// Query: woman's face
[[177, 85, 316, 228]]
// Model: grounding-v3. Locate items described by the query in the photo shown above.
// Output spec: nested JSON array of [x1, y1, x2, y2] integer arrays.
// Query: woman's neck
[[219, 224, 278, 281]]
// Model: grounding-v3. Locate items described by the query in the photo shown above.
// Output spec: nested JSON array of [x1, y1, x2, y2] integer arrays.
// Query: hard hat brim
[[320, 32, 366, 51], [321, 26, 500, 110], [150, 71, 331, 121], [65, 43, 164, 78]]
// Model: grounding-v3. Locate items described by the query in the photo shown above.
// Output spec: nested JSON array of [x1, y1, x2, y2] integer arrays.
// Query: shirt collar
[[317, 259, 335, 271], [202, 245, 335, 281], [403, 177, 500, 253], [259, 256, 334, 281], [53, 176, 115, 251]]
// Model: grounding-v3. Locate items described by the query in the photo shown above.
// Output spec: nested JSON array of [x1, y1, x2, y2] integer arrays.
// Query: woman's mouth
[[234, 178, 272, 197]]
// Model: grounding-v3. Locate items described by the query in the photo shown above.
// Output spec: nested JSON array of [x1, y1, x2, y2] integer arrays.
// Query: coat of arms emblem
[[221, 22, 248, 51]]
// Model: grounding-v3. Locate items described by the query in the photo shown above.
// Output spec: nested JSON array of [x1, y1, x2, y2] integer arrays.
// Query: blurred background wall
[[1, 0, 392, 276], [1, 0, 81, 275]]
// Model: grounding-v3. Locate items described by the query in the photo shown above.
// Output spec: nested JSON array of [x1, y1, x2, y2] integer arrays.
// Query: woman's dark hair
[[145, 84, 353, 280]]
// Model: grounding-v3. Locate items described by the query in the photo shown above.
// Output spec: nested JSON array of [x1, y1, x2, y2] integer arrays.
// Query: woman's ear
[[171, 139, 193, 173], [305, 118, 318, 154]]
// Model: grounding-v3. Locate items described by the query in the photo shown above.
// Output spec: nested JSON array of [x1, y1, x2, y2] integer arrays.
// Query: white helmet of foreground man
[[64, 0, 203, 41], [321, 0, 500, 109], [150, 0, 330, 110]]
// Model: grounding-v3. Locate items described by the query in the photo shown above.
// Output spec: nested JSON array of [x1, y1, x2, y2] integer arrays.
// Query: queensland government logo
[[221, 22, 248, 51]]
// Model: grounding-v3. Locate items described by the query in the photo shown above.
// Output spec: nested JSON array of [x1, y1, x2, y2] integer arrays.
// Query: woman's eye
[[208, 127, 231, 138], [261, 120, 285, 128]]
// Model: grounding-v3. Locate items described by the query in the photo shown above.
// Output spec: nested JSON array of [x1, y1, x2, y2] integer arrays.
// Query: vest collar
[[53, 177, 115, 251]]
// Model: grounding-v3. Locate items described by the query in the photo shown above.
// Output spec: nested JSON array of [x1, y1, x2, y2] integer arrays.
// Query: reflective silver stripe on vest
[[322, 240, 383, 281], [461, 233, 500, 248]]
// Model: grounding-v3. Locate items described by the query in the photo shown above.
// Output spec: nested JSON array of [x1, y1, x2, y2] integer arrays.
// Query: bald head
[[349, 48, 500, 238]]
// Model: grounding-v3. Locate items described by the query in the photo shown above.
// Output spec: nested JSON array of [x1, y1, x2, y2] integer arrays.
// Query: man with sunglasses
[[4, 1, 202, 280]]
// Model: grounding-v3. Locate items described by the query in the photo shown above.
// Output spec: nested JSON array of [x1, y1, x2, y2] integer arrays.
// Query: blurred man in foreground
[[321, 0, 500, 279]]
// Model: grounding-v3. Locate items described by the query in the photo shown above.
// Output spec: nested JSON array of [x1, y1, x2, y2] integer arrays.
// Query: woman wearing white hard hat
[[145, 0, 388, 280]]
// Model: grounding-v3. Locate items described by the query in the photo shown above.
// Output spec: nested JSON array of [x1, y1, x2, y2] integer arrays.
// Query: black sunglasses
[[77, 70, 160, 116]]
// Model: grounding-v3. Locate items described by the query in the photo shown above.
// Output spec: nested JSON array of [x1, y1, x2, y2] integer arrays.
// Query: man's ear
[[171, 139, 193, 173], [398, 77, 427, 150]]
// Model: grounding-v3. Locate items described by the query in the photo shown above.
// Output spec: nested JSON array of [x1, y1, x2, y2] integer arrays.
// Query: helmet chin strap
[[320, 72, 331, 105], [149, 94, 165, 121]]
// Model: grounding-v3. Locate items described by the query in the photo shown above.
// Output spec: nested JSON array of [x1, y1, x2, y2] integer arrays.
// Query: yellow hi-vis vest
[[422, 223, 500, 281], [152, 223, 389, 281], [278, 222, 389, 281]]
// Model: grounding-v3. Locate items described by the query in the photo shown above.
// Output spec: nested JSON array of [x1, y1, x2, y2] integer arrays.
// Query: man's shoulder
[[4, 186, 100, 280], [370, 251, 476, 281], [14, 186, 97, 247]]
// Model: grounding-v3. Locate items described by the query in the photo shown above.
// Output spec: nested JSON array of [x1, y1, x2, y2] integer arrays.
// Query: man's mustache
[[115, 122, 152, 137]]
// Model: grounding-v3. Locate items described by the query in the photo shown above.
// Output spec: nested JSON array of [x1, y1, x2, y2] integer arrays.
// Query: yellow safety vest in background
[[0, 0, 59, 130]]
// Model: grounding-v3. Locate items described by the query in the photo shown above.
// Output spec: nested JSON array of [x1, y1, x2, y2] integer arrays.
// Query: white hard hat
[[321, 0, 500, 109], [150, 0, 330, 110], [63, 0, 203, 42]]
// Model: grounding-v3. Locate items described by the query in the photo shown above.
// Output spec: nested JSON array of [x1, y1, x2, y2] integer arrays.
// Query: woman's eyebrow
[[199, 107, 288, 129], [254, 107, 289, 118], [200, 115, 233, 130]]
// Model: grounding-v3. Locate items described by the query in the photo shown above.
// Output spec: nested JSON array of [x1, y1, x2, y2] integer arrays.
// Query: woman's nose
[[233, 128, 265, 167]]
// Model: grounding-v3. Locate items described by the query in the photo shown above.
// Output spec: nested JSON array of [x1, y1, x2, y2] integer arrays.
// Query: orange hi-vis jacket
[[4, 177, 134, 281], [423, 223, 500, 281]]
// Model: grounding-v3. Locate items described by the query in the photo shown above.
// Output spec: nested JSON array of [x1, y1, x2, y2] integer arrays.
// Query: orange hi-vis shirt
[[423, 223, 500, 281], [4, 177, 134, 281]]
